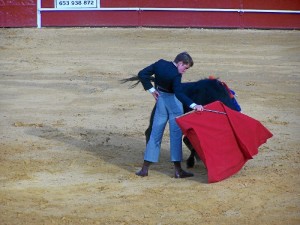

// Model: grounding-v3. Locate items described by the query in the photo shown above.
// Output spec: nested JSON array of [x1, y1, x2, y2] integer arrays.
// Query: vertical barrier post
[[37, 0, 41, 28]]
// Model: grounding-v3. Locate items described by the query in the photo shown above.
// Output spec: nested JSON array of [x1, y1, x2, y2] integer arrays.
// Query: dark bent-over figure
[[121, 76, 241, 168]]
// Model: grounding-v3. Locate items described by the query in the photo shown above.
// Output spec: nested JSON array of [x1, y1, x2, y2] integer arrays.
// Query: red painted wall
[[0, 0, 299, 29], [100, 0, 240, 8], [0, 0, 36, 27]]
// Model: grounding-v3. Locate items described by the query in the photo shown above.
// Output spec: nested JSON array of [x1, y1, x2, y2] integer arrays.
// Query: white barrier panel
[[56, 0, 97, 9]]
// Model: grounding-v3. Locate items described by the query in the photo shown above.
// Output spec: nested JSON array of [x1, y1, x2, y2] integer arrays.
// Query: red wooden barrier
[[0, 0, 299, 29], [0, 0, 36, 27]]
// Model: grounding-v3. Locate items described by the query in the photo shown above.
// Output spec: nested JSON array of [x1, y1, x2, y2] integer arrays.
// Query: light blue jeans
[[144, 91, 184, 163]]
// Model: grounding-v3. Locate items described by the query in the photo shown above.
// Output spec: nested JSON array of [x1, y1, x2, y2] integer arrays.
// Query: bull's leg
[[183, 136, 200, 168], [187, 151, 196, 168], [145, 105, 156, 143]]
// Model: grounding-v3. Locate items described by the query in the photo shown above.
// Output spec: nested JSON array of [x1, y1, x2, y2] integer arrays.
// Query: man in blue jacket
[[136, 52, 204, 178]]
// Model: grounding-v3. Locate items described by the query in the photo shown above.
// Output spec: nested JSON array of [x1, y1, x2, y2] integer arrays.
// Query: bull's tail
[[120, 75, 155, 89], [120, 75, 141, 88]]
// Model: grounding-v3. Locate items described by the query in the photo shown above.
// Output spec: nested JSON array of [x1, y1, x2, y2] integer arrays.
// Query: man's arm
[[173, 76, 204, 111], [138, 63, 155, 91]]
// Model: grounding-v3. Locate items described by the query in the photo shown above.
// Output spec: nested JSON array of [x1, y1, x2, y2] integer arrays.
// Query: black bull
[[121, 76, 240, 168]]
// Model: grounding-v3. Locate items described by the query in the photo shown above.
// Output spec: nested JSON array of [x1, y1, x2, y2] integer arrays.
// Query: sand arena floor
[[0, 28, 299, 225]]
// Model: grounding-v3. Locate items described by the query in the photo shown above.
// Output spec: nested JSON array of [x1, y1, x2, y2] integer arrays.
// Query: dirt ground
[[0, 27, 299, 225]]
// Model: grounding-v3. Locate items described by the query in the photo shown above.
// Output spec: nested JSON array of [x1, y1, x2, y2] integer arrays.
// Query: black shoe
[[174, 169, 194, 178], [135, 168, 148, 177], [136, 160, 151, 177]]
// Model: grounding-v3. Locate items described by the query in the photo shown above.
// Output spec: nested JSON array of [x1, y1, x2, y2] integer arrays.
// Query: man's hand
[[194, 104, 204, 111], [151, 90, 160, 101]]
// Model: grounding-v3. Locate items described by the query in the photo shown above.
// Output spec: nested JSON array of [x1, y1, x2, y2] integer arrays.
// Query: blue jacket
[[138, 59, 194, 107]]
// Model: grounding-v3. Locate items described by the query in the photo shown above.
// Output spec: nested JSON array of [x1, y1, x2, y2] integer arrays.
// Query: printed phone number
[[57, 1, 96, 7]]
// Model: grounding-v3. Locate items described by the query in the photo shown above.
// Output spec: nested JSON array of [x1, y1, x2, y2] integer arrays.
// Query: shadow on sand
[[26, 124, 208, 183]]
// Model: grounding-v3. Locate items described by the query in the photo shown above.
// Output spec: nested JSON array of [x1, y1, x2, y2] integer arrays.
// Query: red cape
[[176, 101, 273, 183]]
